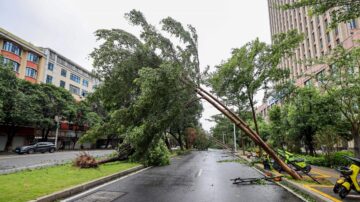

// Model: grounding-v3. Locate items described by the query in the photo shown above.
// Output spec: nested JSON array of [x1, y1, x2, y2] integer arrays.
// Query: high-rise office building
[[257, 0, 360, 117]]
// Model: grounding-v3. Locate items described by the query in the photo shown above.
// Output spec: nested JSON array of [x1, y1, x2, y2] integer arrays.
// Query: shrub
[[142, 140, 170, 166], [73, 152, 98, 168], [326, 150, 354, 167], [194, 133, 211, 150], [300, 150, 354, 168]]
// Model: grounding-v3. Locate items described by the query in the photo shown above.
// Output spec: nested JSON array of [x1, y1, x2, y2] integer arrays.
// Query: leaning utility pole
[[192, 85, 302, 180]]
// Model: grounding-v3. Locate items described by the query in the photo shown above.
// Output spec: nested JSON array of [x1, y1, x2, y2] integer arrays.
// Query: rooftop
[[0, 27, 45, 57]]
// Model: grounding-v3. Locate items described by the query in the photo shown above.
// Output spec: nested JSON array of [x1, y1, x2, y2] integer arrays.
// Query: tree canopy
[[281, 0, 360, 28], [85, 10, 203, 165]]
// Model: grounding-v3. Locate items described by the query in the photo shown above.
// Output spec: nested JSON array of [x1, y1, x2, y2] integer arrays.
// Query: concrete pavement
[[237, 151, 360, 202], [0, 150, 115, 174], [64, 149, 303, 202]]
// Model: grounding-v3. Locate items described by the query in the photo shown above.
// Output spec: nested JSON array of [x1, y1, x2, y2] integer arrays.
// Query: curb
[[234, 153, 332, 202], [31, 165, 145, 202]]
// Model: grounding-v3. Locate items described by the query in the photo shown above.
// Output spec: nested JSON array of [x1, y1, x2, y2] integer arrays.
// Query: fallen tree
[[80, 10, 301, 179]]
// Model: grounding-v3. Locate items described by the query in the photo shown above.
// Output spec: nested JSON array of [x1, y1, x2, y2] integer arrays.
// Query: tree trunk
[[44, 128, 51, 141], [195, 86, 302, 180], [178, 133, 184, 150], [97, 143, 133, 165], [169, 132, 183, 150], [164, 135, 171, 151], [249, 96, 262, 157], [5, 125, 16, 152], [41, 128, 46, 140], [352, 126, 360, 158], [105, 136, 111, 148]]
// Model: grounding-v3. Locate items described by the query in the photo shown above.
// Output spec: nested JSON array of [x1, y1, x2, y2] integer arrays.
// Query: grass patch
[[217, 158, 248, 164], [0, 161, 140, 202], [280, 181, 317, 202]]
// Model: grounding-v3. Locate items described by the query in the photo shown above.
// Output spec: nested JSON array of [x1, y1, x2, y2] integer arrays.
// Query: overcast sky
[[0, 0, 271, 131]]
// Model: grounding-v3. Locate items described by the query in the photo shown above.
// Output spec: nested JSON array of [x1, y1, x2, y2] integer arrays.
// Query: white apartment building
[[41, 48, 100, 101]]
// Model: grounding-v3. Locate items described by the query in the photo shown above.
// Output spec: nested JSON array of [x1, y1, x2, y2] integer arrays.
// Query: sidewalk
[[236, 151, 360, 202]]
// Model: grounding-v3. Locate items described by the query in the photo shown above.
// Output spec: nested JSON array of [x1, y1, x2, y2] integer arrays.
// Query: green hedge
[[299, 151, 354, 168]]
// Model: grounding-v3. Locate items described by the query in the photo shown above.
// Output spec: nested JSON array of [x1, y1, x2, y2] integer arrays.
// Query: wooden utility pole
[[195, 86, 302, 180]]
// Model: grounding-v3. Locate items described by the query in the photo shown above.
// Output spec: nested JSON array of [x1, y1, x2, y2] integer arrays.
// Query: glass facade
[[60, 80, 66, 88], [46, 75, 53, 84], [70, 73, 80, 83], [3, 41, 21, 55], [48, 62, 54, 71], [61, 69, 67, 77], [25, 67, 37, 78], [69, 84, 80, 95], [3, 58, 20, 72], [27, 52, 39, 63], [82, 79, 88, 87]]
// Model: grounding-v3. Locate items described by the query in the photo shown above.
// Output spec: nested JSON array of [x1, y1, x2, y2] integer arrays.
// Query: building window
[[3, 58, 20, 72], [46, 75, 53, 84], [349, 19, 357, 29], [61, 69, 67, 77], [60, 80, 66, 88], [70, 73, 81, 83], [48, 62, 54, 71], [27, 52, 39, 63], [335, 26, 339, 36], [316, 70, 325, 84], [81, 90, 88, 97], [25, 67, 37, 78], [320, 38, 323, 49], [69, 84, 80, 95], [49, 51, 56, 61], [326, 32, 331, 43], [3, 41, 21, 55], [57, 57, 66, 66], [336, 38, 340, 45], [82, 79, 89, 87]]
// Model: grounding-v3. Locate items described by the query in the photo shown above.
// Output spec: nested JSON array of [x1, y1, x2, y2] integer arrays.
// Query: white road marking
[[196, 169, 203, 177], [61, 167, 152, 202]]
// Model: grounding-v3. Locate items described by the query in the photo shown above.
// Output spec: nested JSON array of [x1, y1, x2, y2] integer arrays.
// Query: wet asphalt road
[[0, 150, 114, 174], [65, 149, 302, 202]]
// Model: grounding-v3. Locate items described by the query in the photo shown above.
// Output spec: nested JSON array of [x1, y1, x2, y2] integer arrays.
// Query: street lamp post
[[233, 123, 236, 152], [54, 115, 60, 149]]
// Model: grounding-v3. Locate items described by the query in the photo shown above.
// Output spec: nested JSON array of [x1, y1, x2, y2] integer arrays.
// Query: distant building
[[0, 27, 46, 84], [41, 48, 100, 101], [257, 0, 360, 118], [0, 27, 101, 151]]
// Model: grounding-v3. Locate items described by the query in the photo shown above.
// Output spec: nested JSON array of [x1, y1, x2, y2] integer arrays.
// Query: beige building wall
[[0, 28, 46, 84], [268, 0, 360, 83], [258, 0, 360, 117]]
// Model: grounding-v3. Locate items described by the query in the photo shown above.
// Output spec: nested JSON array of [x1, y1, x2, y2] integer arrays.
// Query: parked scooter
[[276, 149, 312, 174], [333, 156, 360, 199]]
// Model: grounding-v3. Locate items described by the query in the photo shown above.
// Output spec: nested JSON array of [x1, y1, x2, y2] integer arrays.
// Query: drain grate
[[75, 191, 126, 202]]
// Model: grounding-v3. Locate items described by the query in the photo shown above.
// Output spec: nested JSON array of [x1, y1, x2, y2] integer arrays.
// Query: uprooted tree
[[82, 10, 301, 179]]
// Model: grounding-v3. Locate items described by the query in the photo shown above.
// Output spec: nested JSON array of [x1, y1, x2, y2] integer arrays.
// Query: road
[[64, 149, 302, 202], [0, 150, 114, 174]]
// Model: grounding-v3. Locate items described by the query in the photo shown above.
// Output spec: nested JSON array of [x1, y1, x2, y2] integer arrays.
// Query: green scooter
[[274, 149, 312, 174]]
